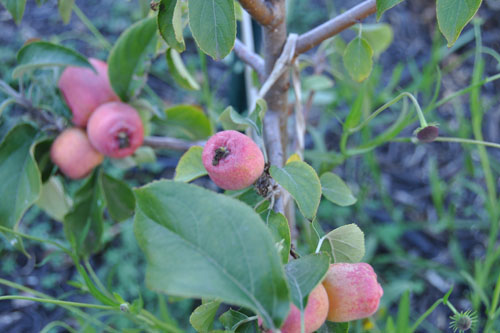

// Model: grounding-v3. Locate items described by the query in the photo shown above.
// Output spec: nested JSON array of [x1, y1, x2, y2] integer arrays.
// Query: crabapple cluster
[[51, 58, 144, 179], [258, 263, 383, 332]]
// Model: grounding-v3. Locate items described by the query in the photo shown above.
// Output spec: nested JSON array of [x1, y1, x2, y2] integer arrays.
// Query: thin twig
[[237, 0, 275, 27], [142, 136, 205, 151], [0, 79, 64, 132], [295, 0, 377, 55], [234, 39, 266, 81]]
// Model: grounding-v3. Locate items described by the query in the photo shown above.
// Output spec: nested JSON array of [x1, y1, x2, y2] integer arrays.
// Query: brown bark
[[295, 0, 377, 55]]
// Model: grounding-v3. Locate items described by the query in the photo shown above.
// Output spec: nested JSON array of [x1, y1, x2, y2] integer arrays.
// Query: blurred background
[[1, 0, 500, 332]]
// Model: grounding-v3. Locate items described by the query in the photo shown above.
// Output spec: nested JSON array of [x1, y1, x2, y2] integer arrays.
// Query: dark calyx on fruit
[[117, 131, 130, 149], [212, 146, 230, 166]]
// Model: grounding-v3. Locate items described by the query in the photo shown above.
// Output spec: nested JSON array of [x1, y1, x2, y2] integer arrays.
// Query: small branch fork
[[233, 0, 377, 79]]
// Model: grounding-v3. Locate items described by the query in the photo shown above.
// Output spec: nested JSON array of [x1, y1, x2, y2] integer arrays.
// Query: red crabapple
[[58, 58, 119, 127], [281, 283, 329, 333], [87, 102, 144, 158], [50, 128, 103, 179], [322, 263, 383, 322], [202, 130, 265, 191]]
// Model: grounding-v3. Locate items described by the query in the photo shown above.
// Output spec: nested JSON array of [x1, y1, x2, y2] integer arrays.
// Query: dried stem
[[234, 39, 266, 81], [295, 0, 376, 55]]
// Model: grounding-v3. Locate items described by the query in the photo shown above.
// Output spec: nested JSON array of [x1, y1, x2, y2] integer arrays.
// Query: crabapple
[[201, 130, 265, 191], [280, 283, 329, 333], [322, 263, 383, 322], [58, 58, 119, 127], [87, 102, 144, 158], [50, 128, 104, 179]]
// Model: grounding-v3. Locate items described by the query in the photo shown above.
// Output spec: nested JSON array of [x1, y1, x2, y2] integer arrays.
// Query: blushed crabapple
[[86, 102, 144, 158], [322, 263, 383, 322], [202, 130, 265, 191], [50, 127, 103, 179]]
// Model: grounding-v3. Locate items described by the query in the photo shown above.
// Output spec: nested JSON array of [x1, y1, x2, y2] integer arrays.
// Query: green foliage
[[355, 23, 394, 56], [64, 171, 105, 257], [134, 181, 290, 329], [285, 253, 329, 311], [320, 173, 357, 207], [58, 0, 74, 24], [0, 124, 41, 229], [264, 211, 291, 264], [158, 0, 185, 52], [396, 291, 410, 332], [320, 322, 349, 333], [219, 309, 258, 332], [99, 172, 135, 222], [270, 161, 322, 220], [108, 17, 157, 101], [436, 0, 482, 46], [343, 37, 373, 82], [36, 176, 72, 221], [189, 300, 221, 332], [376, 0, 405, 20], [188, 0, 236, 60], [166, 48, 200, 90], [174, 146, 208, 182], [0, 0, 26, 24], [13, 41, 92, 79], [162, 105, 212, 140], [323, 224, 365, 263]]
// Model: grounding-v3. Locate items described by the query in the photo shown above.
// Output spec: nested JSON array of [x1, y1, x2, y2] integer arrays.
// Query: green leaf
[[64, 171, 104, 257], [36, 176, 73, 222], [58, 0, 74, 24], [264, 211, 291, 264], [0, 0, 26, 24], [189, 300, 221, 332], [99, 172, 135, 222], [324, 224, 365, 263], [436, 0, 482, 47], [188, 0, 236, 60], [320, 173, 357, 207], [396, 290, 410, 332], [321, 322, 349, 333], [376, 0, 405, 20], [33, 138, 56, 183], [13, 41, 92, 79], [134, 181, 290, 329], [219, 106, 250, 132], [218, 101, 266, 136], [174, 146, 208, 182], [343, 37, 373, 82], [354, 23, 394, 55], [269, 161, 321, 220], [0, 124, 41, 229], [342, 87, 365, 131], [247, 98, 267, 136], [285, 253, 330, 311], [158, 0, 185, 52], [108, 17, 157, 101], [166, 48, 200, 90], [302, 75, 334, 92], [219, 309, 258, 332], [163, 105, 212, 140]]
